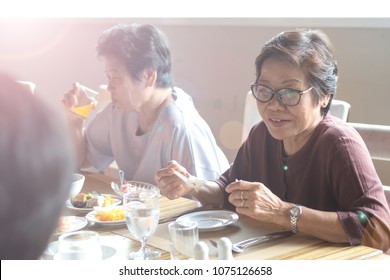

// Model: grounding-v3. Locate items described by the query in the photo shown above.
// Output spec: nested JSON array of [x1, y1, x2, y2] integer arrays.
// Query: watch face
[[290, 207, 298, 216], [290, 205, 301, 217]]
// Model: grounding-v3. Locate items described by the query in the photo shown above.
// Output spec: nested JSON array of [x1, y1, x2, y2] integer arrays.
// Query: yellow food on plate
[[96, 208, 124, 221], [71, 192, 116, 208], [103, 196, 115, 207]]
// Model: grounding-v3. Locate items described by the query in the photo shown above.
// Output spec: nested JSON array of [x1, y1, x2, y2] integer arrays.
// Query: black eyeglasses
[[250, 84, 313, 106]]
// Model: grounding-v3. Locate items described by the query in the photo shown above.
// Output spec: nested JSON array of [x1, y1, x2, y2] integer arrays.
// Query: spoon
[[210, 231, 293, 253], [173, 170, 207, 188], [119, 169, 125, 186], [111, 181, 121, 194]]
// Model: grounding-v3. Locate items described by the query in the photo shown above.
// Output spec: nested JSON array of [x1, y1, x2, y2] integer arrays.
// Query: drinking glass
[[123, 183, 160, 260], [70, 84, 99, 118], [54, 230, 102, 260], [169, 220, 199, 259]]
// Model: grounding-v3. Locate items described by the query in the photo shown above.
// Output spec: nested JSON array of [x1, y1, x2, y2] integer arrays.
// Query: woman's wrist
[[67, 112, 85, 127], [188, 181, 224, 208]]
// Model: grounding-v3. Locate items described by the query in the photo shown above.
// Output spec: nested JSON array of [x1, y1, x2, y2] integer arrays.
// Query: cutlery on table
[[90, 191, 101, 197], [210, 231, 293, 253], [173, 170, 207, 188], [119, 169, 125, 186], [111, 181, 121, 193]]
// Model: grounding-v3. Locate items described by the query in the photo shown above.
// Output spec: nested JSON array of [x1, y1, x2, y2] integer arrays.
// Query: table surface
[[46, 172, 390, 260]]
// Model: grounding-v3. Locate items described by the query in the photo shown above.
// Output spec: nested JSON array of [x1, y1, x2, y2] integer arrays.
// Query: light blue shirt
[[85, 88, 229, 184]]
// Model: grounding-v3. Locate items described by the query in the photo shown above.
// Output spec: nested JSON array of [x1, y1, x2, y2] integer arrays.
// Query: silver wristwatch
[[290, 204, 302, 234]]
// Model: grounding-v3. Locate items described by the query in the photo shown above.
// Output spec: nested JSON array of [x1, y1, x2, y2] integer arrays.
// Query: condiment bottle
[[217, 237, 234, 260], [194, 241, 209, 260]]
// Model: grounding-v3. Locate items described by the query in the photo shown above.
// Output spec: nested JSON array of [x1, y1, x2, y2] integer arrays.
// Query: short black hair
[[97, 23, 173, 88]]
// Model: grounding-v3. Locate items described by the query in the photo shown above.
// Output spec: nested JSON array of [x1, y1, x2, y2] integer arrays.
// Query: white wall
[[1, 18, 389, 183]]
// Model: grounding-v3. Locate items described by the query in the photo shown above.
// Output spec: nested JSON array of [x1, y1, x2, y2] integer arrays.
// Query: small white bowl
[[69, 173, 85, 197], [111, 181, 159, 197]]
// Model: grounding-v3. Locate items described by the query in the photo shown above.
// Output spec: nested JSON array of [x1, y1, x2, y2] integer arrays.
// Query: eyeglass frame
[[250, 83, 313, 106]]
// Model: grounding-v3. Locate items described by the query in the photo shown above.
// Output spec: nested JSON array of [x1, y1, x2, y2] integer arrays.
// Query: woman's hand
[[226, 180, 290, 225], [62, 82, 96, 113], [155, 160, 196, 199]]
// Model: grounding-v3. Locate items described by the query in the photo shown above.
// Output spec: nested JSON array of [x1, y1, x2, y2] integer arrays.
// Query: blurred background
[[1, 17, 389, 183]]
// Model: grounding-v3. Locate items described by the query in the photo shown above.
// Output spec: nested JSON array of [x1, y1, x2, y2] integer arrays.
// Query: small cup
[[54, 230, 102, 260], [70, 84, 99, 118], [168, 220, 199, 260]]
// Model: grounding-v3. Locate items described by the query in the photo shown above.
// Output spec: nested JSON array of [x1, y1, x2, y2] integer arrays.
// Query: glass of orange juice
[[70, 85, 99, 118]]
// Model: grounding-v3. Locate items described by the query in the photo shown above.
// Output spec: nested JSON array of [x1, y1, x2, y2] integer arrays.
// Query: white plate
[[85, 209, 125, 226], [176, 210, 239, 231], [53, 216, 88, 235], [65, 194, 122, 212], [41, 241, 117, 260]]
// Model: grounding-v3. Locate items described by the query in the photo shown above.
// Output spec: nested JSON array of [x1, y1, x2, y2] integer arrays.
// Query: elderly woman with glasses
[[156, 29, 390, 253]]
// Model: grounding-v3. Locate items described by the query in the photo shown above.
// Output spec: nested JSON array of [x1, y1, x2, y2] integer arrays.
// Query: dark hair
[[0, 72, 74, 259], [254, 29, 338, 115], [96, 23, 173, 88]]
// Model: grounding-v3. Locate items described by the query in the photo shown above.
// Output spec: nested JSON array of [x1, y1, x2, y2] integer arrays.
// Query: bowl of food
[[111, 181, 159, 197], [69, 173, 85, 197]]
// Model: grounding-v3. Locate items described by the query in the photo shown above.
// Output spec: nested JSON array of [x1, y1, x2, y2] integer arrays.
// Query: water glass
[[123, 184, 160, 260], [169, 220, 199, 260], [54, 230, 102, 260]]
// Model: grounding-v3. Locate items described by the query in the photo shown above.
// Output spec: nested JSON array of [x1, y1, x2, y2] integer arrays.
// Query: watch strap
[[290, 204, 302, 234]]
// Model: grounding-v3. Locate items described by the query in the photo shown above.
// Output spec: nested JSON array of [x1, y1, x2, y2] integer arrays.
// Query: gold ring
[[240, 191, 244, 201]]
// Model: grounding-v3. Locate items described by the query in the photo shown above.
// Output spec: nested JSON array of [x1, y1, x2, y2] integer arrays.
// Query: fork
[[90, 191, 101, 197], [210, 231, 293, 253], [173, 170, 207, 188]]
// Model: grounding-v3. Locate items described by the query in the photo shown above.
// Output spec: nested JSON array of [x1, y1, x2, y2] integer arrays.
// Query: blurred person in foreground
[[62, 23, 229, 184], [156, 29, 390, 253], [0, 72, 74, 259]]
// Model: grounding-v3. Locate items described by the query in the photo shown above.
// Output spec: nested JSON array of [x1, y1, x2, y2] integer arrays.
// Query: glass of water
[[123, 182, 160, 260]]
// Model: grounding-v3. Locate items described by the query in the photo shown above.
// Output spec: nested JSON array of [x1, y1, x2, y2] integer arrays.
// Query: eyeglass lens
[[251, 85, 301, 106]]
